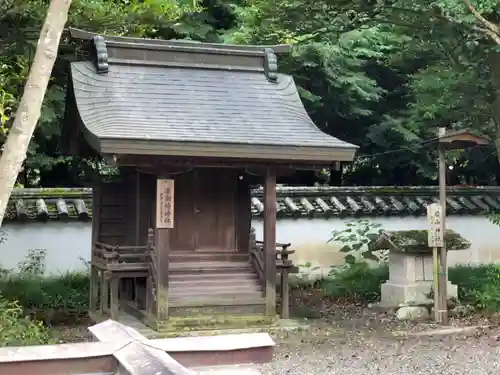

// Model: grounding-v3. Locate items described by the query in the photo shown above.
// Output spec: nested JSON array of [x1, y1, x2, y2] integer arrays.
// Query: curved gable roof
[[66, 29, 358, 163]]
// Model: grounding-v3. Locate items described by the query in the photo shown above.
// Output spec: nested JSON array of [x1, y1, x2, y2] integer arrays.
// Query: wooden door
[[194, 168, 237, 252], [168, 170, 195, 251]]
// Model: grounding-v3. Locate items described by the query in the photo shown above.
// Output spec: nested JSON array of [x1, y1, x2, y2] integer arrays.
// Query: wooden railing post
[[109, 274, 119, 321], [147, 228, 155, 248], [89, 264, 99, 314], [249, 227, 256, 251], [100, 270, 109, 315], [280, 250, 291, 319]]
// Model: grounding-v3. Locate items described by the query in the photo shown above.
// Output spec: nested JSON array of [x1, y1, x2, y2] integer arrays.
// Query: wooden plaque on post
[[427, 203, 443, 248], [156, 179, 175, 229]]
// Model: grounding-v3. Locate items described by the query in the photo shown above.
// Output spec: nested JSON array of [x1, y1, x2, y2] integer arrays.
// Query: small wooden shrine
[[61, 28, 357, 333]]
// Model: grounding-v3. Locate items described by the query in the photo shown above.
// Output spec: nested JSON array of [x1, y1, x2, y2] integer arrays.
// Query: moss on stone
[[11, 187, 91, 198], [157, 314, 277, 333], [375, 229, 470, 254]]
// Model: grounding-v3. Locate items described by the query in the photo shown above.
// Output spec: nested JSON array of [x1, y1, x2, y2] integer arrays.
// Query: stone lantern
[[372, 229, 470, 307]]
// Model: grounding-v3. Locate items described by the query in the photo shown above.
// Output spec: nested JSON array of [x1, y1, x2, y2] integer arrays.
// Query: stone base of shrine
[[380, 281, 458, 307], [379, 251, 458, 307]]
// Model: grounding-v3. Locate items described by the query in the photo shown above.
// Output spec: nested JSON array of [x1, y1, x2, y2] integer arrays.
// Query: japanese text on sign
[[427, 203, 443, 248], [156, 179, 175, 229]]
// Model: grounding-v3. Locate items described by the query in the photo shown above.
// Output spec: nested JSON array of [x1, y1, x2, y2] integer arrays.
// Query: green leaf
[[339, 245, 352, 252], [344, 254, 356, 265]]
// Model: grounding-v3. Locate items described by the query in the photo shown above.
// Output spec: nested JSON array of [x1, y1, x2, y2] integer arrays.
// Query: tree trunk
[[0, 0, 72, 226]]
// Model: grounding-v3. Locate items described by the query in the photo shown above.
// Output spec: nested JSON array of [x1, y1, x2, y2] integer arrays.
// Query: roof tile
[[4, 186, 500, 222], [71, 61, 356, 152]]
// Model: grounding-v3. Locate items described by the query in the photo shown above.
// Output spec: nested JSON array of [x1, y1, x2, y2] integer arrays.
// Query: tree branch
[[462, 0, 500, 34]]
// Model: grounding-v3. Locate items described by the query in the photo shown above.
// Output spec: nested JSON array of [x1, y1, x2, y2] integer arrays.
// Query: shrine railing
[[93, 241, 151, 271], [248, 228, 297, 318]]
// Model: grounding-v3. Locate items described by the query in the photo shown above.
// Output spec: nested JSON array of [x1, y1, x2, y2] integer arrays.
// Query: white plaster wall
[[0, 222, 91, 275], [0, 216, 498, 276], [252, 216, 500, 278]]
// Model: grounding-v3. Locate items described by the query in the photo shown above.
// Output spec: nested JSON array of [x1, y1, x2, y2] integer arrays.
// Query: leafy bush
[[328, 219, 386, 265], [0, 298, 53, 347], [17, 248, 47, 276], [0, 272, 90, 324], [321, 263, 389, 302], [449, 264, 500, 312], [0, 249, 90, 323], [312, 263, 500, 310]]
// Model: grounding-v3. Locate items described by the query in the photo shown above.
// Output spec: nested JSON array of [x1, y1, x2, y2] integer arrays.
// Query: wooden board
[[427, 203, 443, 248], [156, 179, 175, 229]]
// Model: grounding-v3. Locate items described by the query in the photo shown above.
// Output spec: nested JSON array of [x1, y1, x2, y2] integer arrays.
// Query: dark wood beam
[[116, 155, 333, 171], [263, 168, 277, 316]]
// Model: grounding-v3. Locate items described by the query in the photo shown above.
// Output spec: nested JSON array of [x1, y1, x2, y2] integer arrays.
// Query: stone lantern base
[[380, 252, 458, 307]]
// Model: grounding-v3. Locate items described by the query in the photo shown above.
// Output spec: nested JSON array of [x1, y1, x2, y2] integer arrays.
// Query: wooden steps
[[157, 314, 276, 334], [170, 252, 250, 263], [167, 252, 266, 326]]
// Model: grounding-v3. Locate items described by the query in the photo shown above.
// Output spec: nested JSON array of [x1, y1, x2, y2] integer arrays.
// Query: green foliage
[[0, 272, 90, 324], [328, 219, 385, 264], [0, 249, 89, 324], [0, 298, 54, 347], [226, 0, 500, 185], [2, 0, 500, 186], [489, 212, 500, 226], [17, 249, 47, 276], [0, 250, 55, 346], [321, 262, 389, 302], [291, 263, 500, 311], [449, 264, 500, 312], [0, 0, 199, 186]]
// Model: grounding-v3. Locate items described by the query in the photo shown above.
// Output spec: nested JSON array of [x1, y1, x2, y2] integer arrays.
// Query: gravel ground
[[258, 328, 500, 375], [50, 289, 500, 375], [258, 294, 500, 375]]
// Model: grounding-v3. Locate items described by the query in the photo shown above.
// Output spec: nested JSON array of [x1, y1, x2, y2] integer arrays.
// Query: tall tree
[[0, 0, 72, 225]]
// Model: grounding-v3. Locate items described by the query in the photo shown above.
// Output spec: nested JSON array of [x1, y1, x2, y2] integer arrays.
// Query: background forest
[[2, 0, 500, 187]]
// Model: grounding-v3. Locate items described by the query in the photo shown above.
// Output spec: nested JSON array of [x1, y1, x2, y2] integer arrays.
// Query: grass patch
[[0, 272, 90, 325], [319, 263, 389, 303], [449, 264, 500, 311], [0, 298, 54, 346], [291, 262, 500, 313]]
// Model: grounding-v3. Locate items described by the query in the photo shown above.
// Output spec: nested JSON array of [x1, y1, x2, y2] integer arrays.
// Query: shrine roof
[[64, 28, 357, 163]]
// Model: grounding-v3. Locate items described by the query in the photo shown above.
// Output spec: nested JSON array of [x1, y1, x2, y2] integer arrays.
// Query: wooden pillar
[[91, 182, 101, 244], [135, 170, 141, 245], [100, 271, 109, 314], [91, 182, 101, 316], [263, 168, 277, 316], [155, 177, 172, 320], [110, 276, 119, 321], [280, 269, 289, 319], [89, 265, 99, 313]]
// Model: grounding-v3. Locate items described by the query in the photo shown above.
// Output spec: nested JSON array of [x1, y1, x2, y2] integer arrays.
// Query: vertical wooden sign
[[156, 179, 175, 229], [427, 203, 443, 248]]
